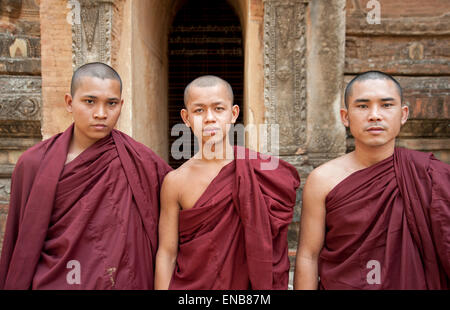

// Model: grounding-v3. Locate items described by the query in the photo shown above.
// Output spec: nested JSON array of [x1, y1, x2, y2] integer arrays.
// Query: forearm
[[294, 256, 319, 290], [154, 250, 177, 290]]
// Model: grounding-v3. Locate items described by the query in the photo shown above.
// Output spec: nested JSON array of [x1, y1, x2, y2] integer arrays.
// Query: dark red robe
[[319, 148, 450, 289], [169, 146, 300, 290], [0, 124, 171, 289]]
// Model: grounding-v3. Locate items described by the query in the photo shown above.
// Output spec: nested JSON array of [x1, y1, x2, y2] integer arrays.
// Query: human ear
[[65, 93, 73, 113], [400, 104, 409, 125], [231, 104, 240, 123], [340, 108, 349, 127], [180, 109, 190, 127]]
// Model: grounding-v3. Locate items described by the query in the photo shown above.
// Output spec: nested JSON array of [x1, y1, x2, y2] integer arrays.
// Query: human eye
[[84, 99, 95, 104], [356, 104, 368, 109], [216, 106, 225, 111], [382, 103, 393, 108], [108, 101, 118, 106], [194, 108, 203, 113]]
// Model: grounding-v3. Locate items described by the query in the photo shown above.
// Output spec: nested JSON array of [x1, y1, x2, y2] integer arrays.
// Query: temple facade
[[0, 0, 449, 284]]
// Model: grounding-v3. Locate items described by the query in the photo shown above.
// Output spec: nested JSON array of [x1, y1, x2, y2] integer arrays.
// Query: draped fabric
[[319, 148, 449, 289], [0, 124, 171, 289], [169, 146, 300, 290]]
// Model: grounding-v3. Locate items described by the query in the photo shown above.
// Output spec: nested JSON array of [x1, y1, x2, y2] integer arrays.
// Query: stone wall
[[345, 0, 450, 163], [0, 0, 42, 255]]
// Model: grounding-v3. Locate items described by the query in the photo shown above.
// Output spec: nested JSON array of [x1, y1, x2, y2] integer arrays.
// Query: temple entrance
[[168, 0, 244, 168]]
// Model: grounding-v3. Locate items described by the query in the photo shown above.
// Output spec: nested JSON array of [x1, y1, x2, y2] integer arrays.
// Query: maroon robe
[[0, 124, 171, 289], [169, 146, 300, 290], [319, 147, 449, 289]]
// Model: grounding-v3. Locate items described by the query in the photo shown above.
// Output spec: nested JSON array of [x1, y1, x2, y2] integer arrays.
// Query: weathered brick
[[345, 36, 450, 75], [39, 0, 74, 138]]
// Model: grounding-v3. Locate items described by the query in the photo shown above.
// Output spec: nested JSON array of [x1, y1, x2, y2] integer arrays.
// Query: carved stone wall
[[0, 0, 42, 255], [263, 0, 308, 156], [71, 0, 114, 68], [263, 2, 347, 282], [0, 76, 41, 141]]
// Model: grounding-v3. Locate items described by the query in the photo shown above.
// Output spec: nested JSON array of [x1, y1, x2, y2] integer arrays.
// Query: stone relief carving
[[0, 97, 40, 119], [72, 0, 114, 69], [263, 0, 308, 156], [0, 76, 41, 121], [80, 0, 100, 51], [0, 76, 42, 137], [0, 120, 41, 137]]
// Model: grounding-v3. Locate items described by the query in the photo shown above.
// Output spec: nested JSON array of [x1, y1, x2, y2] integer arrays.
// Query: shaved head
[[184, 75, 234, 106], [71, 62, 122, 97], [344, 71, 403, 108]]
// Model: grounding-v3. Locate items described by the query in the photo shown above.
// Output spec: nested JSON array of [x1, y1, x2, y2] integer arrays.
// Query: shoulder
[[308, 154, 349, 181], [304, 153, 353, 198], [112, 129, 172, 169], [395, 147, 437, 173], [396, 147, 432, 163], [15, 134, 61, 172], [161, 160, 193, 192], [399, 147, 450, 173], [240, 146, 298, 178], [112, 129, 154, 156], [160, 166, 190, 204]]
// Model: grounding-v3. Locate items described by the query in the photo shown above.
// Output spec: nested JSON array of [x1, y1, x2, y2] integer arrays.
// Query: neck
[[66, 126, 100, 164], [353, 140, 395, 169], [195, 139, 234, 163]]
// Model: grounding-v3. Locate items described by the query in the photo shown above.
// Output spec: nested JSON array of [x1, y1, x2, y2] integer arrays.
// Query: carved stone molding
[[0, 76, 42, 137], [0, 97, 40, 120], [0, 76, 41, 121], [0, 120, 41, 138], [72, 0, 114, 69], [263, 0, 308, 156]]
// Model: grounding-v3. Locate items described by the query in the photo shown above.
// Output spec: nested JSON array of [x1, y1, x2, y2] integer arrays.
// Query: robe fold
[[319, 147, 449, 290], [0, 124, 171, 289], [169, 146, 300, 290]]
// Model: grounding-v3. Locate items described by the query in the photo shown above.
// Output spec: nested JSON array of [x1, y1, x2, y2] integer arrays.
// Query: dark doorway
[[168, 0, 244, 169]]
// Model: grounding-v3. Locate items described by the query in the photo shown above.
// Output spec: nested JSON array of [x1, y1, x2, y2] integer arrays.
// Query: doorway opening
[[168, 0, 244, 168]]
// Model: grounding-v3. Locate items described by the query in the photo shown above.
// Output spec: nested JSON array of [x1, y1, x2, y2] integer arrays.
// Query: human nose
[[204, 108, 216, 123], [93, 104, 107, 119], [368, 105, 382, 122]]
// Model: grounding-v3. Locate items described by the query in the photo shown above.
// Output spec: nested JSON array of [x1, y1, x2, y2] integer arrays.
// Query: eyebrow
[[191, 101, 226, 106], [354, 98, 370, 103], [353, 97, 396, 103], [82, 95, 120, 101]]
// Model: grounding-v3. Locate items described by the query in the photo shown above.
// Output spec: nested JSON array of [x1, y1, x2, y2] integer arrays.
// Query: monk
[[0, 62, 172, 289], [294, 71, 449, 290], [155, 75, 300, 290]]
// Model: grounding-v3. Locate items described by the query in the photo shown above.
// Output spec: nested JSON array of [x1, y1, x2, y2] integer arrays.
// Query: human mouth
[[92, 124, 108, 130], [366, 126, 385, 134], [203, 127, 220, 136]]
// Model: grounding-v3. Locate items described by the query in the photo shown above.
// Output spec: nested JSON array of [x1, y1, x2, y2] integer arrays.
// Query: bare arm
[[154, 172, 180, 290], [294, 169, 327, 290]]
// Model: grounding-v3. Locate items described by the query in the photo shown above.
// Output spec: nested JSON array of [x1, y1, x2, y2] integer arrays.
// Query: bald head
[[184, 75, 234, 107], [71, 62, 122, 97], [344, 70, 402, 108]]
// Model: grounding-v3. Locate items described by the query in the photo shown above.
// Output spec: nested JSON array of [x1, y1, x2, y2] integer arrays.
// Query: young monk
[[294, 71, 449, 290], [155, 75, 300, 290], [0, 62, 172, 289]]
